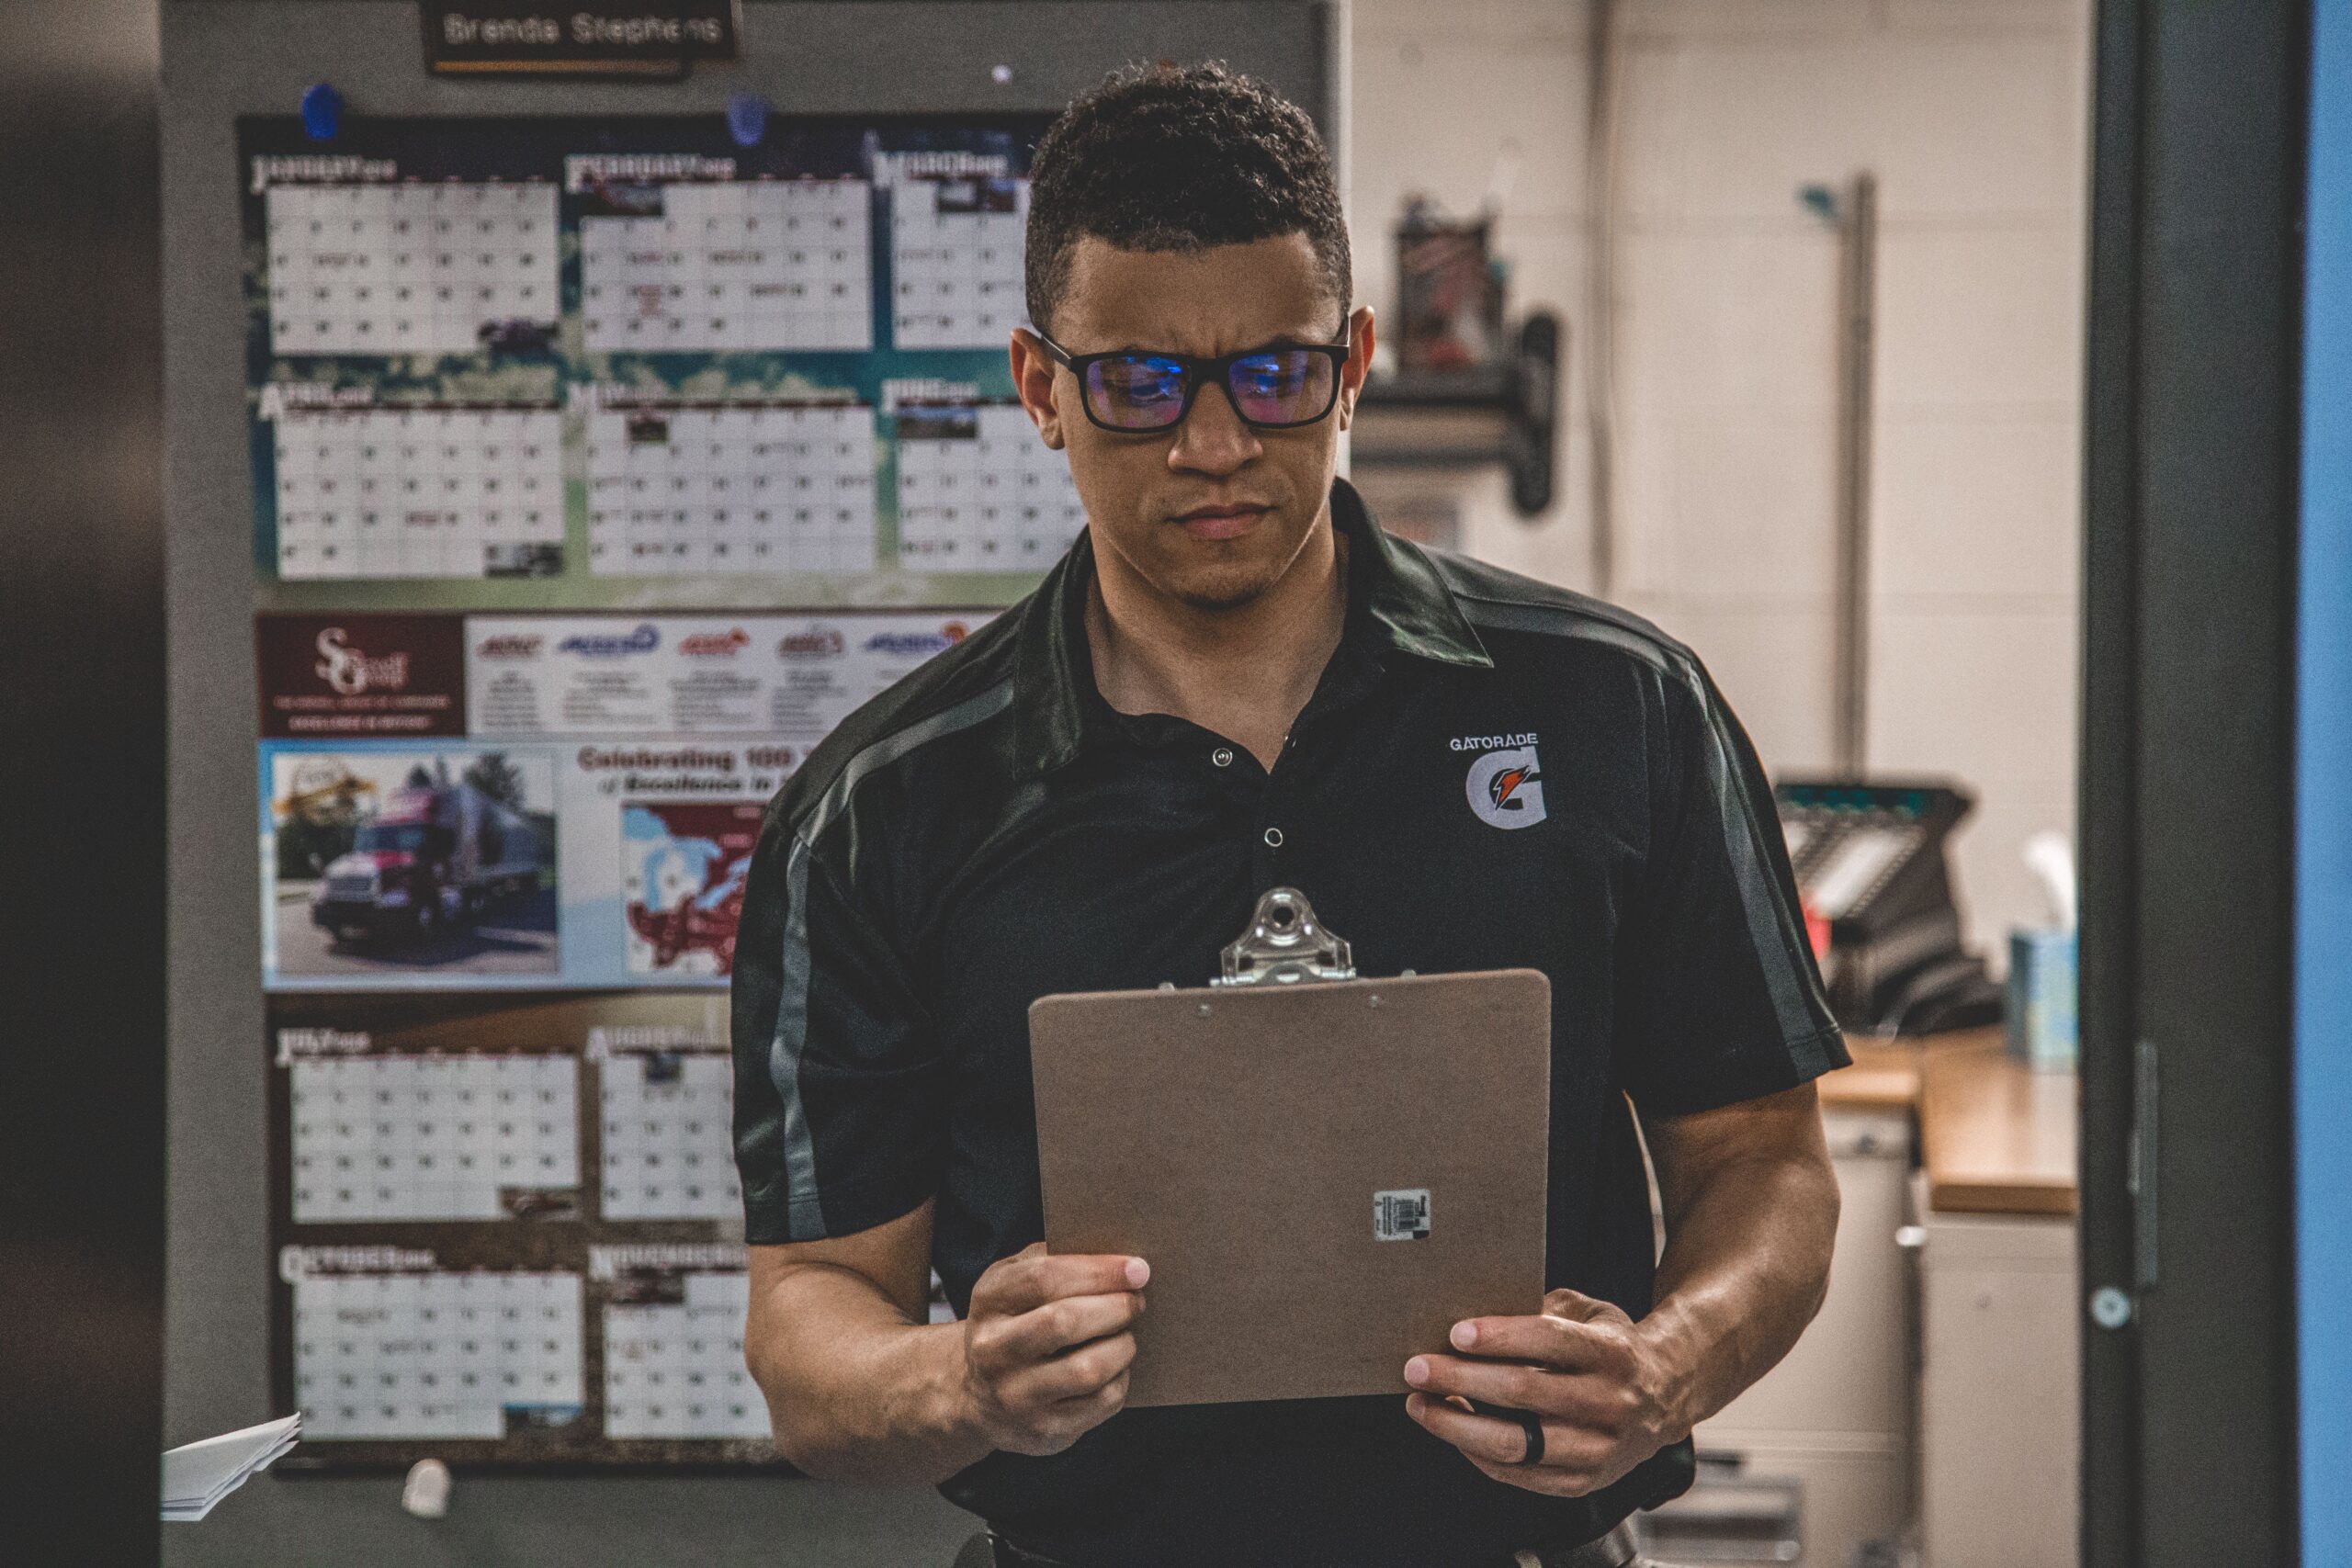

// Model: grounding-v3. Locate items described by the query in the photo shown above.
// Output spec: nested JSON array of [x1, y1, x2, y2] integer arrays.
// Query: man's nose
[[1167, 378, 1262, 475]]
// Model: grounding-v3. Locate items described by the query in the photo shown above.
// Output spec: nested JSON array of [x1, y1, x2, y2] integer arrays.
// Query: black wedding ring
[[1510, 1407, 1545, 1466], [1469, 1400, 1546, 1466]]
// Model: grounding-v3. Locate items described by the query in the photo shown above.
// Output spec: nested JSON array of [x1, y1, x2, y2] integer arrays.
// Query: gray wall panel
[[161, 3, 1328, 1562]]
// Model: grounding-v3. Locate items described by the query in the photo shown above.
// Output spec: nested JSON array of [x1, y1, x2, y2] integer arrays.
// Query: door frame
[[2079, 2, 2308, 1563]]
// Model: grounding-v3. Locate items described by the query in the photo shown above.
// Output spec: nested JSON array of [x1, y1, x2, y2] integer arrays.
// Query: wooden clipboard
[[1028, 888, 1551, 1407]]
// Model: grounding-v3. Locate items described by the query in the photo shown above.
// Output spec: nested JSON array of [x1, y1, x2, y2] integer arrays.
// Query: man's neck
[[1084, 510, 1349, 773]]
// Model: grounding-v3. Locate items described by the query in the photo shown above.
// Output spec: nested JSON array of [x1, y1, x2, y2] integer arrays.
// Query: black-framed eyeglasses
[[1030, 324, 1353, 433]]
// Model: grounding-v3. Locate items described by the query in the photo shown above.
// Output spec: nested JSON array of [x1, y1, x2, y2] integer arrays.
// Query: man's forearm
[[1639, 1143, 1840, 1435], [747, 1261, 992, 1484]]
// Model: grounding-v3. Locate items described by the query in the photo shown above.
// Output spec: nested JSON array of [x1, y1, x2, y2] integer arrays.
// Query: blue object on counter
[[2007, 927, 2078, 1071]]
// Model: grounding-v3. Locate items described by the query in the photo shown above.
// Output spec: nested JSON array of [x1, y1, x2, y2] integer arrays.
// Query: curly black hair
[[1023, 62, 1351, 336]]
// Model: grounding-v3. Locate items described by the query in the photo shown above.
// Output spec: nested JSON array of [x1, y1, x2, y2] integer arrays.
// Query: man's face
[[1012, 232, 1375, 612]]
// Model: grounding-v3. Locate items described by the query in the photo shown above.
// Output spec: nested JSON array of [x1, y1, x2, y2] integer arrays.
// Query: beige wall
[[1347, 0, 2089, 954]]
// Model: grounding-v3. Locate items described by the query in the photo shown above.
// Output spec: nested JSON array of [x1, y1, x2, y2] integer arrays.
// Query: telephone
[[1771, 777, 2006, 1037]]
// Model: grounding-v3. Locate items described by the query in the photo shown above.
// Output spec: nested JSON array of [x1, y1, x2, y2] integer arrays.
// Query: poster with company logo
[[258, 610, 989, 992], [240, 113, 1078, 617]]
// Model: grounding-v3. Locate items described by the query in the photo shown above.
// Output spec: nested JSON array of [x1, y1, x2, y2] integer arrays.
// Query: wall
[[1349, 0, 2091, 953]]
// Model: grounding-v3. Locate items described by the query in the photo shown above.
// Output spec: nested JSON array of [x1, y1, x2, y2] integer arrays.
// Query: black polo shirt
[[732, 478, 1845, 1568]]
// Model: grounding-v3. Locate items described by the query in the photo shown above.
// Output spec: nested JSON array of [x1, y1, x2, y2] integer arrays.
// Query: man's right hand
[[959, 1243, 1148, 1455]]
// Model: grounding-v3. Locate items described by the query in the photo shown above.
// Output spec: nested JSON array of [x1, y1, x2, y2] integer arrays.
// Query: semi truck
[[311, 779, 548, 945]]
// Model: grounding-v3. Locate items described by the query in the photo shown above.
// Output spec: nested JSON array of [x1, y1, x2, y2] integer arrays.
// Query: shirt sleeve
[[1614, 657, 1849, 1118], [731, 799, 946, 1245]]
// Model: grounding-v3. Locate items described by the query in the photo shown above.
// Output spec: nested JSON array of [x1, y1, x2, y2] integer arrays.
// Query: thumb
[[1015, 1241, 1047, 1259], [1543, 1287, 1632, 1325]]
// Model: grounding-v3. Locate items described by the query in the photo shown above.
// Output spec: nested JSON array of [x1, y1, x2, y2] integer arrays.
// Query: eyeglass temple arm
[[1024, 327, 1076, 367]]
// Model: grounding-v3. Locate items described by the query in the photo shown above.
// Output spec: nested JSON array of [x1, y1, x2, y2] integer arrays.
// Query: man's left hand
[[1401, 1288, 1690, 1497]]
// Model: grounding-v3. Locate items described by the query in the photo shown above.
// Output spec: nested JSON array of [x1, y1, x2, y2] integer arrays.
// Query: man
[[733, 63, 1847, 1568]]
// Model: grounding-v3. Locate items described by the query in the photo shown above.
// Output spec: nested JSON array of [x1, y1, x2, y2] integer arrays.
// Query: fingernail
[[1125, 1258, 1149, 1289], [1451, 1321, 1477, 1349], [1404, 1357, 1429, 1386]]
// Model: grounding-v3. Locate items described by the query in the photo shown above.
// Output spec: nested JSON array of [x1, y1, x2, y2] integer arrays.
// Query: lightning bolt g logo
[[1464, 744, 1546, 829]]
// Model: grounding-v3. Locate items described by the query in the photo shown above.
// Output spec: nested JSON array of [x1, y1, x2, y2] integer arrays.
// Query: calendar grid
[[603, 1271, 766, 1440], [585, 400, 877, 577], [582, 179, 873, 353], [271, 403, 563, 581], [266, 182, 558, 357], [896, 402, 1089, 571], [599, 1052, 741, 1221], [889, 176, 1029, 349], [290, 1053, 579, 1224], [294, 1269, 584, 1440]]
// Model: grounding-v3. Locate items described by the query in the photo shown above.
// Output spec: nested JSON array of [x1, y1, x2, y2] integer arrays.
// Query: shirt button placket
[[1255, 741, 1293, 885]]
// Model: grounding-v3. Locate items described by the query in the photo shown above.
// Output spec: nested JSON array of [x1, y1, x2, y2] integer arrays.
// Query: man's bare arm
[[1403, 1081, 1840, 1495], [746, 1201, 1148, 1484], [1636, 1079, 1842, 1430]]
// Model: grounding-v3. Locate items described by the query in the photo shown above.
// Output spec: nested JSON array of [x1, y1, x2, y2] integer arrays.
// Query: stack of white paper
[[161, 1413, 300, 1522]]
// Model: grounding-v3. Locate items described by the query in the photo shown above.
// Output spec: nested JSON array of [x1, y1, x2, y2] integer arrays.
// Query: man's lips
[[1171, 503, 1271, 541]]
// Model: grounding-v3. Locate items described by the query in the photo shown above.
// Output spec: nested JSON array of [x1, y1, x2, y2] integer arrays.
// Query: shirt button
[[1212, 746, 1235, 768], [1263, 828, 1284, 849]]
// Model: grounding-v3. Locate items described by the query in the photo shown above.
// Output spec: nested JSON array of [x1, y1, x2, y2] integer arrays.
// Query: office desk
[[1918, 1032, 2077, 1215], [1817, 1028, 2079, 1214], [1904, 1032, 2080, 1568]]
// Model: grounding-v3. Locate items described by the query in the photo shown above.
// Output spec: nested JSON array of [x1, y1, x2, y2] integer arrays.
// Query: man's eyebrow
[[1093, 329, 1344, 357]]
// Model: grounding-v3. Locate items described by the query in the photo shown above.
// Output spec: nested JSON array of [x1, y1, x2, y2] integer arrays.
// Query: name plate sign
[[422, 2, 742, 75]]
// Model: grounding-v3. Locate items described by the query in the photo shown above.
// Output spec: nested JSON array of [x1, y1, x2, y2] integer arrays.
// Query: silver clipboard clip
[[1213, 886, 1356, 987]]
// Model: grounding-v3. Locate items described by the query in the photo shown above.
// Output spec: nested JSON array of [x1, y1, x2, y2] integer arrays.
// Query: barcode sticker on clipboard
[[1374, 1189, 1430, 1241]]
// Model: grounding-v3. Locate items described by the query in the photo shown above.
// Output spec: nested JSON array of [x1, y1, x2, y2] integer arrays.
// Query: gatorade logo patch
[[1464, 743, 1546, 830]]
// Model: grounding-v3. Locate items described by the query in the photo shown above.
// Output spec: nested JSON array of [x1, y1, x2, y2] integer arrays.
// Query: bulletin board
[[240, 107, 1060, 1469], [161, 0, 1335, 1517]]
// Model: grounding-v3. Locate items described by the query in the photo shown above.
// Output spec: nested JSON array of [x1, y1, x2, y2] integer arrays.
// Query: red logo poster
[[258, 615, 469, 739]]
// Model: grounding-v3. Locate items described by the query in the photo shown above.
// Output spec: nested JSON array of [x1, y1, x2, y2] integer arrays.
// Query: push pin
[[300, 83, 343, 143], [726, 93, 771, 149], [401, 1457, 450, 1519]]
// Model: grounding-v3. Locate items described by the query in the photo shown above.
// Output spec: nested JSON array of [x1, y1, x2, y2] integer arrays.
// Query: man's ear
[[1336, 304, 1376, 433], [1009, 327, 1068, 450]]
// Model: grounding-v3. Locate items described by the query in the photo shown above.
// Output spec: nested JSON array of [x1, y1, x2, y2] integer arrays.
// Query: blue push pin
[[726, 94, 770, 149], [300, 83, 343, 142]]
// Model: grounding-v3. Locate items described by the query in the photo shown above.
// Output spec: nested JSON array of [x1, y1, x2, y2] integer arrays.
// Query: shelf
[[1351, 310, 1562, 516]]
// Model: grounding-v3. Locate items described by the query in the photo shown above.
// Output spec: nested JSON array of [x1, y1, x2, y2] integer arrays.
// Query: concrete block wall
[[1346, 0, 2091, 954]]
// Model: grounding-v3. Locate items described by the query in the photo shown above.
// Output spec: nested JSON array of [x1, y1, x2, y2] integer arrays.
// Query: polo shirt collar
[[1010, 476, 1492, 779]]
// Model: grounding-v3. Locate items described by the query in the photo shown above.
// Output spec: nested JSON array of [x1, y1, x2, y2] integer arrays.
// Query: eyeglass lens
[[1081, 348, 1339, 431]]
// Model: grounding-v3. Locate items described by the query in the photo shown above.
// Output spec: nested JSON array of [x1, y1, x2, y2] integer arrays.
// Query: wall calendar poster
[[240, 113, 1080, 613], [243, 110, 1051, 1470]]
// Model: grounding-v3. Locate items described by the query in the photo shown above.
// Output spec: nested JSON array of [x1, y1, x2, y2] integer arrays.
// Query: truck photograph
[[269, 750, 561, 979], [311, 774, 548, 945]]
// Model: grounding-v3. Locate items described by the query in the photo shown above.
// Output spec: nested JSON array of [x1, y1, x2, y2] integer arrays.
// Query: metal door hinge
[[2132, 1037, 2159, 1291], [2093, 1038, 2159, 1332]]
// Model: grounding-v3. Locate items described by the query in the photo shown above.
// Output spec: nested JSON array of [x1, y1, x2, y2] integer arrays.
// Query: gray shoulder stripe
[[797, 680, 1019, 847], [1461, 596, 1822, 1046], [1458, 597, 1679, 676], [769, 679, 1016, 1241]]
